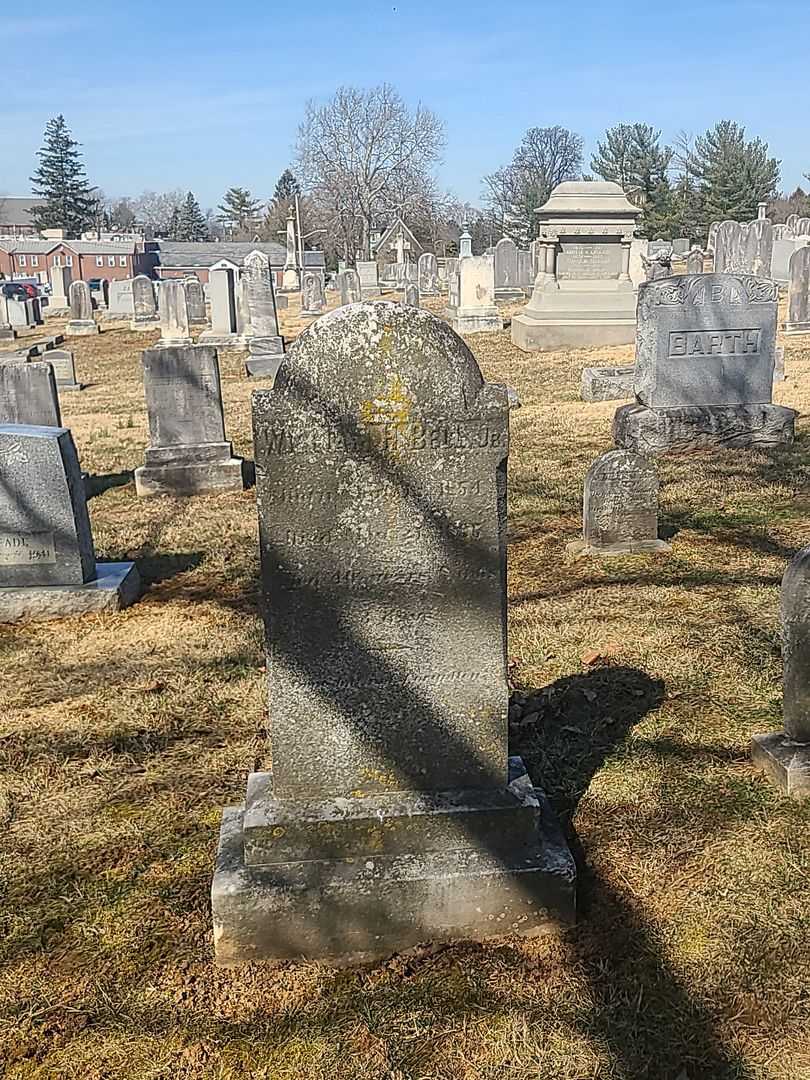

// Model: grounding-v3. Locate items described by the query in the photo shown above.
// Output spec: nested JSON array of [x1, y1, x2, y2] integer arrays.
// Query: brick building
[[0, 196, 45, 238], [0, 239, 152, 284]]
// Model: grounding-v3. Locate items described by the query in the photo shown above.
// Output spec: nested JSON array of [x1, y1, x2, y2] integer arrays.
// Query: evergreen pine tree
[[175, 192, 209, 241], [167, 206, 180, 240], [591, 123, 675, 237], [273, 169, 301, 204], [688, 120, 780, 225], [29, 115, 97, 237], [217, 187, 264, 234]]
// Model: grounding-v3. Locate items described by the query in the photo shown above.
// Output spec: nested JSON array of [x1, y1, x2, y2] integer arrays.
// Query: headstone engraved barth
[[751, 546, 810, 798], [65, 280, 99, 337], [0, 362, 61, 426], [211, 301, 575, 965], [614, 273, 795, 454], [134, 345, 244, 497], [0, 425, 140, 622], [567, 450, 669, 556]]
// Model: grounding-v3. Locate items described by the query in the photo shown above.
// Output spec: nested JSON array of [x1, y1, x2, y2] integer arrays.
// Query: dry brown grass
[[1, 292, 810, 1079]]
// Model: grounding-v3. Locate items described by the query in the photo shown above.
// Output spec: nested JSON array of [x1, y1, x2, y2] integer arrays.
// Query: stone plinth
[[211, 301, 575, 965], [134, 345, 244, 497], [0, 425, 139, 622], [614, 402, 795, 455], [512, 181, 640, 352], [581, 365, 635, 402]]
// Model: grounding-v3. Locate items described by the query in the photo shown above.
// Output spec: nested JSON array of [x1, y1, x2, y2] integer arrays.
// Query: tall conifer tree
[[30, 115, 96, 237]]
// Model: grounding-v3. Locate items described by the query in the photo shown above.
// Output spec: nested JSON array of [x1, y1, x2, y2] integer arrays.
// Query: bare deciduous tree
[[483, 126, 583, 244], [296, 84, 445, 262]]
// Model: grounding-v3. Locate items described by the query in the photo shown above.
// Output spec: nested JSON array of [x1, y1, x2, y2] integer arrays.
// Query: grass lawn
[[0, 291, 809, 1079]]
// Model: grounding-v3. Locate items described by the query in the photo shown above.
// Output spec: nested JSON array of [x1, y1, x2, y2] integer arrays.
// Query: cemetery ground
[[1, 295, 810, 1080]]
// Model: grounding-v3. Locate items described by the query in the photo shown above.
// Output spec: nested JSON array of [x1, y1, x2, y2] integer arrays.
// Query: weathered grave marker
[[0, 362, 61, 426], [567, 450, 668, 556], [66, 281, 99, 336], [156, 280, 193, 348]]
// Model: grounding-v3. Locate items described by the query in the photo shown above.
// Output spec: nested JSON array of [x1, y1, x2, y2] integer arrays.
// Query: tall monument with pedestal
[[512, 181, 640, 352]]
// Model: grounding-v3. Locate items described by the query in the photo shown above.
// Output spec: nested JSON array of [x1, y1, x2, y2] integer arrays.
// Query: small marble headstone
[[403, 281, 420, 307], [494, 237, 521, 297], [134, 345, 244, 497], [568, 450, 668, 556], [46, 349, 81, 391], [0, 362, 61, 426], [156, 280, 192, 348], [338, 269, 362, 306], [107, 279, 135, 317], [200, 267, 244, 345], [66, 281, 99, 336], [357, 261, 380, 297], [301, 272, 325, 315], [686, 248, 705, 274]]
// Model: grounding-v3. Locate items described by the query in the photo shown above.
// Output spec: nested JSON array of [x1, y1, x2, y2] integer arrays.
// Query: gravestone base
[[614, 403, 796, 455], [65, 320, 99, 337], [751, 732, 810, 800], [512, 314, 636, 351], [0, 561, 140, 624], [444, 308, 503, 334], [155, 335, 193, 349], [198, 331, 248, 348], [783, 321, 810, 336], [245, 354, 284, 380], [495, 288, 525, 302], [44, 305, 70, 317], [581, 366, 635, 402], [567, 537, 670, 558], [0, 328, 17, 340], [212, 758, 576, 967], [130, 317, 160, 332], [512, 282, 637, 352], [135, 442, 244, 497]]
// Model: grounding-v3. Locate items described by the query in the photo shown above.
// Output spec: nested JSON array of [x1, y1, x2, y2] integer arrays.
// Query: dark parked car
[[1, 282, 28, 301], [19, 283, 38, 299]]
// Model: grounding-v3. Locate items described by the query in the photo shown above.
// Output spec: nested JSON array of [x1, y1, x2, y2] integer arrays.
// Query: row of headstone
[[713, 219, 773, 277]]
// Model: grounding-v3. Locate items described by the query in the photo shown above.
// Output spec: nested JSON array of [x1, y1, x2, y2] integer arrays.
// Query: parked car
[[19, 283, 38, 299], [1, 282, 28, 301]]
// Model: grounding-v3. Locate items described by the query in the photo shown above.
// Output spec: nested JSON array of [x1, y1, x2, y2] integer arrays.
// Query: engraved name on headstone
[[568, 450, 668, 556]]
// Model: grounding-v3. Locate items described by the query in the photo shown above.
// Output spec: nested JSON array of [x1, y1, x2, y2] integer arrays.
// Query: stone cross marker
[[212, 301, 575, 965], [134, 345, 244, 497], [0, 362, 61, 426], [337, 269, 362, 306], [785, 247, 810, 335], [615, 273, 795, 453], [752, 545, 810, 798], [66, 281, 98, 336], [184, 276, 207, 324], [0, 424, 140, 621], [567, 450, 668, 556], [417, 252, 439, 295], [131, 275, 159, 329], [301, 272, 325, 315], [156, 280, 193, 348]]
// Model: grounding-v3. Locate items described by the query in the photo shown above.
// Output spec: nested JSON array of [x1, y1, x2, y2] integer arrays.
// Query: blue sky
[[2, 0, 808, 211]]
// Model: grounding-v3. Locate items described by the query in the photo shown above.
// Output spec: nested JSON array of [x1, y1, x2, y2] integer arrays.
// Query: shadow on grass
[[85, 469, 134, 500]]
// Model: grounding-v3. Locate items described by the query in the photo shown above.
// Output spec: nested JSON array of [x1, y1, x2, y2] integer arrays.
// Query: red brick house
[[0, 239, 152, 284]]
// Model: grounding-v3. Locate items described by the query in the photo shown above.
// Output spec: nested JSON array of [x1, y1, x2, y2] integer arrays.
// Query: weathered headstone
[[48, 265, 72, 314], [403, 281, 420, 307], [629, 238, 649, 287], [686, 248, 705, 274], [357, 261, 381, 298], [156, 279, 193, 348], [0, 294, 15, 340], [417, 252, 439, 295], [131, 275, 159, 330], [134, 345, 244, 497], [567, 450, 668, 556], [672, 238, 690, 256], [512, 182, 640, 352], [644, 251, 672, 281], [107, 278, 134, 318], [66, 281, 99, 337], [46, 349, 82, 391], [0, 424, 139, 622], [707, 221, 720, 253], [301, 272, 325, 315], [751, 546, 810, 798], [200, 266, 246, 347], [785, 247, 810, 335], [338, 269, 362, 306], [443, 255, 502, 333], [517, 250, 534, 292], [184, 276, 207, 324], [614, 273, 795, 454], [242, 252, 284, 378], [494, 237, 523, 300], [0, 362, 61, 426], [211, 301, 575, 965]]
